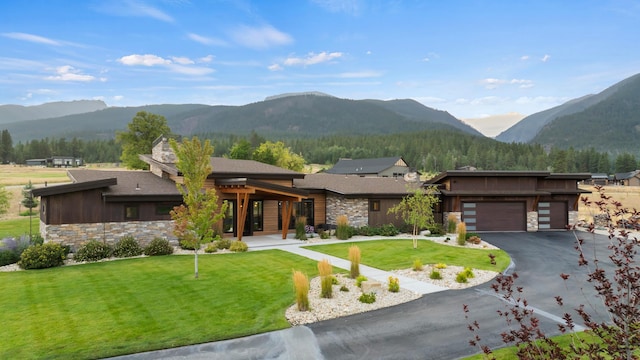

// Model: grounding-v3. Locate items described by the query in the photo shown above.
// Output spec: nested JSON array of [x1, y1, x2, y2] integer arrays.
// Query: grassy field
[[0, 217, 36, 238], [0, 165, 70, 186], [578, 185, 640, 223], [305, 239, 511, 272], [0, 251, 320, 359]]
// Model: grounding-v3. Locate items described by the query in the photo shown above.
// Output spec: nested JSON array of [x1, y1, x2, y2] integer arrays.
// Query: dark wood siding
[[368, 199, 404, 228], [463, 202, 526, 231]]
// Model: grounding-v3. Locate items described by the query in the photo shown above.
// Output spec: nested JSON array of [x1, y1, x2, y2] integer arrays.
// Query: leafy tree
[[116, 111, 172, 169], [228, 139, 253, 160], [252, 141, 305, 171], [0, 129, 13, 163], [388, 186, 439, 249], [0, 185, 10, 216], [170, 136, 227, 279], [21, 180, 38, 214]]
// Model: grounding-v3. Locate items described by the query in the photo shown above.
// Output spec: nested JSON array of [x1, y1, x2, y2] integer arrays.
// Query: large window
[[252, 200, 263, 231], [223, 201, 234, 233]]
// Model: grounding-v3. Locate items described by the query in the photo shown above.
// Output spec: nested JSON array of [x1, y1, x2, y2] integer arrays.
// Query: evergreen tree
[[21, 180, 38, 214], [0, 129, 13, 163]]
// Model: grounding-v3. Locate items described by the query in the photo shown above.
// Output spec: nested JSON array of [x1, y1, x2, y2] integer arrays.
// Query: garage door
[[538, 201, 567, 230], [462, 202, 526, 231]]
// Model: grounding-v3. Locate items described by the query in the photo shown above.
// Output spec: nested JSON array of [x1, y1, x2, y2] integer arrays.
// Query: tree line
[[1, 120, 638, 174]]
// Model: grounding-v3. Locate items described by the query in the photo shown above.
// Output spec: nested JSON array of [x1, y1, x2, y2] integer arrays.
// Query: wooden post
[[281, 200, 294, 239], [236, 192, 249, 241]]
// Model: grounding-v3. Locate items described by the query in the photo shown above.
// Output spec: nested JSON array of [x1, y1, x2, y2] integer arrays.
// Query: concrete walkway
[[243, 234, 447, 295]]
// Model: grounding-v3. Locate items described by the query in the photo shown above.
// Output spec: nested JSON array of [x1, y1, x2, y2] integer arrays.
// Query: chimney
[[151, 135, 176, 164]]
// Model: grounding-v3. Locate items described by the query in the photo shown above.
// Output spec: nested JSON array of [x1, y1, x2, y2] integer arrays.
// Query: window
[[125, 205, 139, 220], [370, 200, 380, 212], [252, 200, 263, 231], [155, 203, 176, 216], [223, 202, 234, 233]]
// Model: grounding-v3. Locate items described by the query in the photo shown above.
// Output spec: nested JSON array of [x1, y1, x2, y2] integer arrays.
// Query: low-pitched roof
[[68, 169, 182, 201], [294, 173, 422, 198], [140, 155, 305, 180], [614, 170, 640, 180], [426, 170, 592, 184], [325, 157, 407, 175]]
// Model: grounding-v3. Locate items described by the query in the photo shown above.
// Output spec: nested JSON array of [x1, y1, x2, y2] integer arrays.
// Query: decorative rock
[[361, 280, 382, 294], [419, 229, 431, 236]]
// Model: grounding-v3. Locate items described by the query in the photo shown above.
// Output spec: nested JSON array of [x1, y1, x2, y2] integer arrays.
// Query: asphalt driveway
[[308, 230, 613, 360]]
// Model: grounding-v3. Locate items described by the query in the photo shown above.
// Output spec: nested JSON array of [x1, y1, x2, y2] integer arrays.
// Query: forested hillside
[[0, 100, 107, 124]]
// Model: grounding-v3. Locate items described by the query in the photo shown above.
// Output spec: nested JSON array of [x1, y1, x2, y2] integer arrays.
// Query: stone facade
[[325, 194, 368, 227], [527, 211, 539, 232], [41, 219, 177, 251]]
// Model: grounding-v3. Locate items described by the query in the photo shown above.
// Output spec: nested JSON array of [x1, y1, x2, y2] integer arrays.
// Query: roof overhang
[[216, 178, 308, 201], [102, 194, 184, 203], [31, 178, 117, 197]]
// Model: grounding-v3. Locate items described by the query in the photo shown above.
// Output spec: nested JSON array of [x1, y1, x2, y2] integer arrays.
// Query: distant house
[[586, 173, 610, 186], [613, 170, 640, 186], [325, 157, 414, 178], [25, 156, 83, 167]]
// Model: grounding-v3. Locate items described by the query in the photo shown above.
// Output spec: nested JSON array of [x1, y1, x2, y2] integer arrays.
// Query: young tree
[[252, 141, 305, 171], [21, 180, 38, 214], [116, 111, 172, 169], [170, 136, 227, 279], [0, 185, 10, 216], [388, 186, 439, 249]]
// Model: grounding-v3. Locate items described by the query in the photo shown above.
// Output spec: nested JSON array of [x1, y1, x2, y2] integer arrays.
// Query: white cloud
[[97, 1, 174, 22], [337, 71, 381, 78], [283, 52, 343, 66], [118, 54, 172, 66], [171, 56, 194, 65], [198, 55, 214, 63], [520, 55, 530, 60], [311, 0, 361, 15], [113, 95, 124, 101], [118, 53, 213, 75], [188, 33, 226, 46], [268, 63, 283, 71], [230, 25, 293, 49], [45, 65, 96, 82], [417, 96, 447, 104], [470, 96, 506, 105], [481, 78, 506, 89], [541, 54, 551, 62], [2, 32, 61, 46], [482, 78, 534, 89]]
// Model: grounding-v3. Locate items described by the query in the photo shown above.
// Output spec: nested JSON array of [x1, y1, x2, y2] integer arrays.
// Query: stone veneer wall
[[527, 211, 539, 232], [41, 220, 178, 251], [325, 194, 368, 228]]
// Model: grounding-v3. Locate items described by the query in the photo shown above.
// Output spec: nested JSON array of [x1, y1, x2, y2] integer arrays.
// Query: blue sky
[[1, 0, 640, 134]]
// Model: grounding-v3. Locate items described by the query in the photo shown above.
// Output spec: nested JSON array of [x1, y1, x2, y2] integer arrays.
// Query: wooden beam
[[236, 192, 249, 241], [533, 195, 540, 211], [281, 200, 293, 239]]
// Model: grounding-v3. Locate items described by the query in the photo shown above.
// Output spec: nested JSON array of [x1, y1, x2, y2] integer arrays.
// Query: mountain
[[462, 113, 525, 138], [2, 94, 482, 142], [530, 73, 640, 154], [0, 100, 107, 124], [496, 73, 640, 147]]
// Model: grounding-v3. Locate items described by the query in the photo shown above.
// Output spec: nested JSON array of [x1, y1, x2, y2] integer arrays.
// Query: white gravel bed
[[391, 265, 499, 290], [285, 273, 421, 326]]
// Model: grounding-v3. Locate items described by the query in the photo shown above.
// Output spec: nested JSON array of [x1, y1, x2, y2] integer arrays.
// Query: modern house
[[613, 170, 640, 186], [325, 157, 414, 178], [25, 156, 83, 167], [426, 170, 591, 231]]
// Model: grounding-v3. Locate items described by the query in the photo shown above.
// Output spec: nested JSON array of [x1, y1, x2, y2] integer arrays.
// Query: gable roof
[[325, 157, 408, 175], [140, 154, 305, 180], [614, 170, 640, 180], [294, 173, 422, 198]]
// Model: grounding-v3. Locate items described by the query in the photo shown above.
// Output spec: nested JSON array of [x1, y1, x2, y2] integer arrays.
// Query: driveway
[[110, 231, 615, 360], [307, 231, 613, 360]]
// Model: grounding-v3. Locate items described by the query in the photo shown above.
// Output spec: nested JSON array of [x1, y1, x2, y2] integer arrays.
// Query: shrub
[[461, 267, 475, 278], [455, 272, 468, 283], [340, 285, 349, 292], [356, 225, 376, 236], [204, 243, 218, 253], [30, 233, 44, 246], [412, 258, 423, 271], [112, 236, 143, 258], [18, 243, 66, 269], [319, 230, 330, 239], [143, 238, 174, 256], [0, 236, 31, 266], [435, 263, 447, 269], [215, 238, 231, 250], [0, 249, 20, 266], [292, 270, 310, 311], [295, 216, 307, 240], [388, 276, 400, 292], [355, 274, 368, 288], [456, 222, 467, 246], [447, 213, 458, 233], [430, 270, 442, 280], [379, 224, 399, 237], [318, 259, 333, 299], [348, 245, 361, 278], [74, 240, 112, 262], [331, 275, 339, 285], [426, 223, 445, 236], [359, 292, 376, 304], [336, 215, 351, 240], [229, 241, 248, 252]]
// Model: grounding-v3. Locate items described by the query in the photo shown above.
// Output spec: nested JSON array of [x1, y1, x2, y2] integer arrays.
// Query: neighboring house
[[613, 170, 640, 186], [425, 170, 591, 231], [325, 157, 413, 178], [25, 156, 83, 167], [586, 173, 609, 186], [293, 173, 423, 229]]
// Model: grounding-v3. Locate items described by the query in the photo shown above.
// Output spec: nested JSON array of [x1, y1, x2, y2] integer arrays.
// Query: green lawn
[[0, 251, 319, 359], [0, 217, 36, 238], [304, 239, 511, 272]]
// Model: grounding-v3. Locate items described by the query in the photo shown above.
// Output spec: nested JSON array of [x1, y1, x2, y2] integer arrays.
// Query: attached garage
[[462, 202, 526, 232]]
